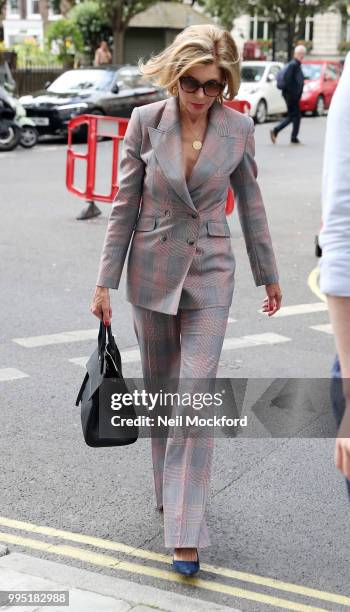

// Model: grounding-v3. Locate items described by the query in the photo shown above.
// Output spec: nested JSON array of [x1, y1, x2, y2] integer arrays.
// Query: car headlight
[[58, 103, 89, 118]]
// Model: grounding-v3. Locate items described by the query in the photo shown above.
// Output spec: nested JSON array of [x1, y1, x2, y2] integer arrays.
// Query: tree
[[68, 1, 112, 63], [46, 17, 84, 68], [199, 0, 343, 59], [97, 0, 160, 64]]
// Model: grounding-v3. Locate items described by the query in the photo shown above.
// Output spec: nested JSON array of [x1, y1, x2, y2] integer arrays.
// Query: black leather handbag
[[75, 321, 138, 447]]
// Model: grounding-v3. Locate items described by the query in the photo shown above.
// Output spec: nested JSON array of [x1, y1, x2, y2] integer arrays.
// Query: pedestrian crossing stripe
[[0, 368, 30, 382], [310, 324, 333, 335], [13, 329, 98, 348]]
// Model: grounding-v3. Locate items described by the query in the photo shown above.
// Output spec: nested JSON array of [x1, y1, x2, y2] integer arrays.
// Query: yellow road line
[[0, 516, 349, 607], [308, 267, 326, 303], [0, 532, 329, 612]]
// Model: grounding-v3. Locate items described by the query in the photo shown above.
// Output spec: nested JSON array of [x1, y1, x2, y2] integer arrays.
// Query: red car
[[300, 60, 342, 116]]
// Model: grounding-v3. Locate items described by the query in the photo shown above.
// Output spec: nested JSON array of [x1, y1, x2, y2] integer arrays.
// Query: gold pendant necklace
[[185, 120, 206, 150], [192, 140, 202, 150]]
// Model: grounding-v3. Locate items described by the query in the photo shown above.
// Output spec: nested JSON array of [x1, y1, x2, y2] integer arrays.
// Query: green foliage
[[46, 18, 84, 62], [195, 0, 242, 31], [68, 1, 112, 57], [256, 38, 272, 52], [338, 40, 350, 53], [240, 0, 335, 20], [198, 0, 338, 29], [1, 39, 62, 67], [97, 0, 159, 28]]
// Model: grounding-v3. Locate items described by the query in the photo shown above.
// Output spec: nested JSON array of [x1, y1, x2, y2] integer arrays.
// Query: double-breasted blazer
[[96, 95, 279, 315]]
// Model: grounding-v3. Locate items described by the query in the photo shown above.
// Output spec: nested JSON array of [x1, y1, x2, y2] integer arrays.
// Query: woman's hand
[[335, 437, 350, 480], [335, 403, 350, 480], [261, 283, 282, 317], [90, 286, 112, 326]]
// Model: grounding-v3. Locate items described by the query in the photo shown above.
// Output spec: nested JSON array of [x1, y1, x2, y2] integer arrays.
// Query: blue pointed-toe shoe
[[172, 551, 200, 576]]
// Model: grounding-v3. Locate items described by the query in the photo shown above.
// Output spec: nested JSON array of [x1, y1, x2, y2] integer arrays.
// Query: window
[[268, 65, 281, 80], [249, 15, 271, 40], [297, 16, 314, 41], [6, 0, 20, 16], [48, 0, 61, 17], [302, 64, 322, 80], [116, 68, 139, 90], [241, 65, 266, 83], [257, 20, 265, 39], [48, 69, 116, 93], [27, 0, 40, 17]]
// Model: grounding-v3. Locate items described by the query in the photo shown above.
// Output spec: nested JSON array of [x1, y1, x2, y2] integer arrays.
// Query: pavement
[[0, 545, 236, 612]]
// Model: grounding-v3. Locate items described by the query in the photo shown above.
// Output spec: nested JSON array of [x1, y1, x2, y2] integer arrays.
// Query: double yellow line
[[0, 516, 349, 611]]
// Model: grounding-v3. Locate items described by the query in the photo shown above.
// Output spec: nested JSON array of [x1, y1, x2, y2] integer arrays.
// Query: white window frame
[[6, 0, 20, 19], [48, 1, 62, 21], [26, 0, 41, 20], [250, 16, 270, 40]]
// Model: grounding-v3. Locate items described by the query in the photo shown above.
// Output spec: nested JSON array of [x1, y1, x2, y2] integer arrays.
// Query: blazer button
[[160, 235, 167, 242], [164, 210, 171, 216], [187, 238, 195, 245], [191, 213, 198, 218]]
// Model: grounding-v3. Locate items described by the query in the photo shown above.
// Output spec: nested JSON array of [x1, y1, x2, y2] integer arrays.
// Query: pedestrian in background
[[93, 40, 112, 66], [319, 52, 350, 498], [90, 23, 281, 577], [270, 45, 306, 145]]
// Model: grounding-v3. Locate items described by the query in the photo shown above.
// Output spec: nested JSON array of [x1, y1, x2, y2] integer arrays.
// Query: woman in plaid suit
[[91, 24, 282, 576]]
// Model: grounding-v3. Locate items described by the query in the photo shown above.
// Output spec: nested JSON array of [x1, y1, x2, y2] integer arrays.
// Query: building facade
[[232, 8, 347, 58], [2, 0, 60, 48]]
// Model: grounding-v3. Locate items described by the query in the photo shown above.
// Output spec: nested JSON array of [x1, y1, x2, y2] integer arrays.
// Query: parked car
[[300, 60, 342, 116], [19, 65, 166, 139], [235, 61, 287, 124]]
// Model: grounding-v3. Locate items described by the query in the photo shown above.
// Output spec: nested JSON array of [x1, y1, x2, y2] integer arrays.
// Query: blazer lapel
[[147, 96, 232, 212]]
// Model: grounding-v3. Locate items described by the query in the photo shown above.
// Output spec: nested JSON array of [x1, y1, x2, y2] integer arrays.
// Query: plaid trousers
[[132, 303, 230, 548]]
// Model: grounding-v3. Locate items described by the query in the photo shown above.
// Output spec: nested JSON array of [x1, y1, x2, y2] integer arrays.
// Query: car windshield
[[241, 66, 266, 83], [302, 64, 322, 80], [48, 70, 115, 93]]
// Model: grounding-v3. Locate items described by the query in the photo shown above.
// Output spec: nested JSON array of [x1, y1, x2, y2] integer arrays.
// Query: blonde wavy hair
[[137, 24, 241, 103]]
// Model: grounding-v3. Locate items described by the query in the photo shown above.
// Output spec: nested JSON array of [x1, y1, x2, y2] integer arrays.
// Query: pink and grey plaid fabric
[[132, 304, 230, 548], [96, 96, 279, 315]]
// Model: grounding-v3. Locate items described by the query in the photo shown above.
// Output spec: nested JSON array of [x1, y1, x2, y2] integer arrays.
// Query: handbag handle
[[98, 321, 113, 374], [98, 320, 114, 374]]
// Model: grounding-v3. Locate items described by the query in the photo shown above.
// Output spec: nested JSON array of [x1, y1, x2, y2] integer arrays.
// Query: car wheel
[[20, 126, 39, 148], [0, 123, 21, 151], [314, 96, 325, 117], [255, 100, 267, 124]]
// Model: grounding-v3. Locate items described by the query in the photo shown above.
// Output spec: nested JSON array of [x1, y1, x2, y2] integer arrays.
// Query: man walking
[[270, 45, 306, 145]]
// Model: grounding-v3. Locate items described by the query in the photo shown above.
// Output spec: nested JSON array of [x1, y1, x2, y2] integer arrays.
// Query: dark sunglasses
[[179, 76, 226, 97]]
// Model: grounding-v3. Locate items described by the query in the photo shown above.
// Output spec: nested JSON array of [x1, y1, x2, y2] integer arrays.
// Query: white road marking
[[13, 329, 99, 348], [70, 333, 291, 368], [258, 302, 328, 317], [310, 323, 333, 335], [222, 333, 290, 351], [0, 368, 29, 382]]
